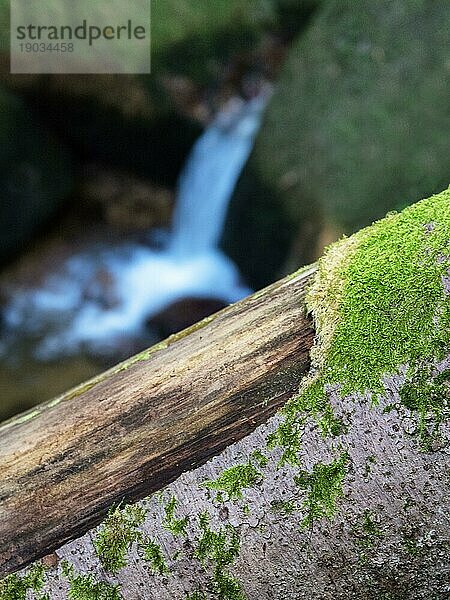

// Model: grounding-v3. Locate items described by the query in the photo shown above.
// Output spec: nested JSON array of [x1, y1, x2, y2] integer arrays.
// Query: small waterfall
[[1, 93, 269, 359], [170, 95, 267, 255]]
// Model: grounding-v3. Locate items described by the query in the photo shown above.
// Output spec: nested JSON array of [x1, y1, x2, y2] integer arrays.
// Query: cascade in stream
[[1, 93, 269, 359], [170, 95, 267, 255]]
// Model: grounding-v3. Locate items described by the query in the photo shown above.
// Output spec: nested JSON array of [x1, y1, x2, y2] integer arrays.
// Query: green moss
[[0, 564, 46, 600], [399, 365, 450, 448], [266, 411, 307, 466], [195, 513, 240, 568], [185, 592, 207, 600], [142, 539, 170, 575], [270, 189, 450, 463], [67, 576, 120, 600], [67, 575, 121, 600], [93, 503, 147, 573], [61, 562, 121, 600], [250, 450, 269, 468], [202, 462, 262, 502], [212, 571, 245, 600], [294, 452, 349, 528], [194, 513, 244, 600], [270, 386, 345, 455], [354, 510, 384, 550], [310, 189, 450, 402], [162, 495, 189, 536]]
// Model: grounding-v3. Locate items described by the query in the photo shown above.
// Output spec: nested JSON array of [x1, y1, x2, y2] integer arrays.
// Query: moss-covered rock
[[0, 87, 72, 264], [224, 0, 450, 289]]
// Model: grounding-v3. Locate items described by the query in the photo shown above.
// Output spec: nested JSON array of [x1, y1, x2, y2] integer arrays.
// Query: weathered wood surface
[[0, 266, 316, 577]]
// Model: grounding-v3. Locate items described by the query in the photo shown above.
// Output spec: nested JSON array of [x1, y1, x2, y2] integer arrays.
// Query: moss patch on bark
[[93, 504, 146, 574], [272, 188, 450, 462], [0, 564, 46, 600]]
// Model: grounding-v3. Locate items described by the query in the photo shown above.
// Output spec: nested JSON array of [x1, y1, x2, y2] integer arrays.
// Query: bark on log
[[0, 266, 316, 577]]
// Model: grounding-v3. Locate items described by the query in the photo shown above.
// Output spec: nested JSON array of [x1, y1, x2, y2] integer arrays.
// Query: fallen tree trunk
[[2, 191, 450, 600], [0, 265, 316, 577]]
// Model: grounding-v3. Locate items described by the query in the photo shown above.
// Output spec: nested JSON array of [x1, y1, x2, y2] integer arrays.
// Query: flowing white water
[[170, 95, 266, 255], [2, 94, 268, 359]]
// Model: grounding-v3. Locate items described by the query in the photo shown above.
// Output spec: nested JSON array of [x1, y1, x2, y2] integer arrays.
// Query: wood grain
[[0, 266, 316, 576]]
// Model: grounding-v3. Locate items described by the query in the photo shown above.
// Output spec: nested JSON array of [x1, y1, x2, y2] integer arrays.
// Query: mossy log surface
[[0, 266, 316, 577]]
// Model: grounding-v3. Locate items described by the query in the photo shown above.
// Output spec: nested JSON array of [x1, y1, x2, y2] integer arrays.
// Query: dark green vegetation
[[225, 0, 450, 288], [150, 0, 319, 88], [91, 496, 244, 597], [94, 501, 170, 577], [0, 88, 72, 264], [66, 575, 120, 600], [185, 593, 207, 600], [92, 504, 243, 599], [142, 539, 169, 576], [152, 0, 274, 85], [195, 513, 243, 600], [62, 562, 121, 600], [162, 495, 189, 536], [398, 365, 450, 448], [202, 461, 262, 502], [294, 452, 349, 528]]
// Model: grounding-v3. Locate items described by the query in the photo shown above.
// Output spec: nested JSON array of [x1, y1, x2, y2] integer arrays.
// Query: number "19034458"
[[19, 42, 74, 52]]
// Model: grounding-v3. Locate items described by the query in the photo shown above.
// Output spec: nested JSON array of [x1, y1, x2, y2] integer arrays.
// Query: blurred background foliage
[[0, 0, 318, 264], [0, 0, 448, 419], [224, 0, 450, 288]]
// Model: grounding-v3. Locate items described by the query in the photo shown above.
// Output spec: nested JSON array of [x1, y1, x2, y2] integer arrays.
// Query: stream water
[[1, 94, 268, 363]]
